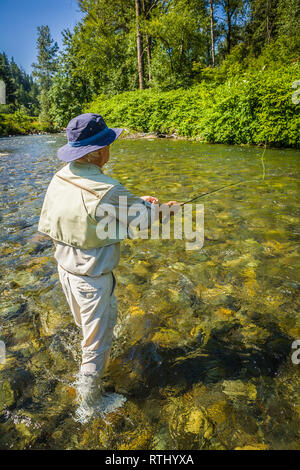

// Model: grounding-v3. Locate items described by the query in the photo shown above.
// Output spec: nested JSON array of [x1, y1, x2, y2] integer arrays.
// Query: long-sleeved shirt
[[54, 183, 153, 277]]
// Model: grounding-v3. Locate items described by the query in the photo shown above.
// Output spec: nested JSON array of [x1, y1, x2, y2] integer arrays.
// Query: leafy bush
[[0, 112, 55, 136], [85, 64, 300, 148], [0, 104, 17, 114]]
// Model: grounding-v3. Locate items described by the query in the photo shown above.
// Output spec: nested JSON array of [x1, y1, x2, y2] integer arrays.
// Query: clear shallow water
[[0, 134, 299, 449]]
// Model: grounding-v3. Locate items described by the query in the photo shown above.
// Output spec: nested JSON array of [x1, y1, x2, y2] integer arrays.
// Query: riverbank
[[119, 130, 282, 148], [3, 64, 299, 148], [0, 112, 56, 137], [85, 65, 300, 149], [0, 127, 294, 151]]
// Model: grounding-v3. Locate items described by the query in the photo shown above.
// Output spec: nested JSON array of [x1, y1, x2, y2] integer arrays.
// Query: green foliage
[[217, 0, 246, 57], [2, 0, 299, 143], [75, 0, 138, 93], [85, 64, 300, 147], [0, 112, 54, 136], [0, 53, 39, 115], [48, 72, 88, 128], [32, 25, 58, 90], [32, 25, 59, 123], [146, 0, 208, 90], [0, 104, 16, 114], [199, 65, 300, 147], [246, 0, 279, 55]]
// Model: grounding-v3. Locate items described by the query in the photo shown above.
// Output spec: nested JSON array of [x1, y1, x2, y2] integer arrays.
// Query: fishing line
[[259, 141, 267, 181], [160, 179, 259, 224], [179, 179, 258, 206], [179, 142, 269, 206]]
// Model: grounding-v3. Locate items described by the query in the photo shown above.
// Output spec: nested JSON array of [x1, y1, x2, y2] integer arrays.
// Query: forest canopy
[[0, 52, 39, 116], [0, 0, 299, 145]]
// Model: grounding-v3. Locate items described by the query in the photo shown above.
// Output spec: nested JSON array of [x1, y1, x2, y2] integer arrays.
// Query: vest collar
[[69, 161, 103, 176]]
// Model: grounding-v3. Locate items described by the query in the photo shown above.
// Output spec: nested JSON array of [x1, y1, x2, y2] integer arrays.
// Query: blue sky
[[0, 0, 83, 74]]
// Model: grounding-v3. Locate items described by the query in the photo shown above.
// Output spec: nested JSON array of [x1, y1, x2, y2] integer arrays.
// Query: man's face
[[101, 145, 110, 165], [93, 145, 110, 167]]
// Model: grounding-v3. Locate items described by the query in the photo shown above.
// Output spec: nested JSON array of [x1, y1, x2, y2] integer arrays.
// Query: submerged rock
[[222, 380, 257, 402], [0, 378, 15, 413], [133, 260, 151, 277], [235, 443, 268, 450], [0, 410, 44, 449], [194, 283, 233, 306], [0, 368, 34, 414], [152, 425, 173, 450], [240, 323, 270, 347], [152, 328, 181, 349], [206, 401, 228, 425], [164, 389, 214, 447]]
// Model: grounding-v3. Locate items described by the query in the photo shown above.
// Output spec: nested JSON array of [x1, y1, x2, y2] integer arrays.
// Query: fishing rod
[[179, 179, 257, 206], [177, 142, 268, 206], [161, 179, 257, 224]]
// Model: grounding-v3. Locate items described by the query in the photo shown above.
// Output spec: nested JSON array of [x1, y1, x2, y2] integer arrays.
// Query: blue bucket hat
[[57, 113, 123, 162]]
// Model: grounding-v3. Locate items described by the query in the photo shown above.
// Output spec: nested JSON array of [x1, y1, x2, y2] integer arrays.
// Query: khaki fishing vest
[[38, 161, 124, 249]]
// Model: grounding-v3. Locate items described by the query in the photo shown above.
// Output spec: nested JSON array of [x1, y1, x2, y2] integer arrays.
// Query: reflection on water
[[0, 134, 299, 449]]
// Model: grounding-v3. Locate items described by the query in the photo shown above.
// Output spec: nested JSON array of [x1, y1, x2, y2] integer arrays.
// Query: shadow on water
[[113, 322, 292, 398]]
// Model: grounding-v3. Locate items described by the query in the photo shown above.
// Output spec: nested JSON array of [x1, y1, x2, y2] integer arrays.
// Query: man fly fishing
[[38, 113, 179, 420]]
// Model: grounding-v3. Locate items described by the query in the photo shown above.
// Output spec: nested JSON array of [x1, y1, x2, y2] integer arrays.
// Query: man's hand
[[166, 200, 180, 207], [159, 201, 182, 223], [141, 195, 159, 204], [166, 201, 181, 215]]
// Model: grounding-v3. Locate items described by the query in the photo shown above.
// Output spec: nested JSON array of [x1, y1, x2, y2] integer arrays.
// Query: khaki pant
[[57, 265, 118, 376]]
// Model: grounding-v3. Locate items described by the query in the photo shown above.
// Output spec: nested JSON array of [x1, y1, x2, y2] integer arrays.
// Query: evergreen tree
[[0, 53, 39, 115], [277, 0, 300, 58], [136, 0, 145, 89], [218, 0, 246, 56], [246, 0, 279, 54], [0, 52, 16, 105], [32, 25, 58, 122], [48, 27, 92, 127]]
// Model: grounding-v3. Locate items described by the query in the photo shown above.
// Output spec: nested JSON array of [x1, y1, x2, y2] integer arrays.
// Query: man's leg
[[58, 269, 125, 421], [58, 267, 119, 418], [57, 264, 82, 328], [68, 271, 118, 377]]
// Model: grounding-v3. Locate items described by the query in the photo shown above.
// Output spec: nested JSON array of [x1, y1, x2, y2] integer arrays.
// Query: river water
[[0, 134, 299, 449]]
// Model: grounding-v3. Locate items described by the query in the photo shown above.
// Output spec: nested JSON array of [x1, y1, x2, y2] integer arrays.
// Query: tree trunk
[[266, 0, 271, 44], [209, 0, 215, 67], [145, 34, 152, 82], [226, 1, 232, 54], [136, 0, 144, 89], [142, 0, 152, 82]]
